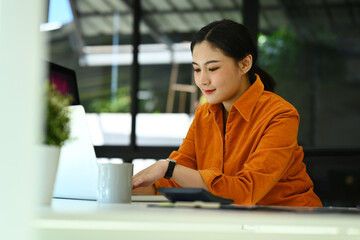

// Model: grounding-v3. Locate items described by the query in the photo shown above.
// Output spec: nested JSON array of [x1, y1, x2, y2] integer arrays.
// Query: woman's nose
[[199, 72, 210, 85]]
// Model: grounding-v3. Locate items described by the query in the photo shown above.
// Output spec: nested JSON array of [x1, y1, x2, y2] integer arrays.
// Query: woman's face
[[192, 41, 249, 110]]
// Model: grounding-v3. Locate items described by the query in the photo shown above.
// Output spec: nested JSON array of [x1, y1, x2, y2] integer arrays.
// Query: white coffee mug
[[97, 162, 133, 203]]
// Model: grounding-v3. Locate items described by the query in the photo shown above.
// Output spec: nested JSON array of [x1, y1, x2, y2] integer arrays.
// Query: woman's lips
[[204, 89, 215, 95]]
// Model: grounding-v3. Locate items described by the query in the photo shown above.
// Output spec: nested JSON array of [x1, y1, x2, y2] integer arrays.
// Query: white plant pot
[[36, 145, 61, 206]]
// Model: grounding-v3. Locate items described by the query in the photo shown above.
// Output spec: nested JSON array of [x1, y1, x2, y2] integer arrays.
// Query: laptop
[[47, 62, 168, 202], [53, 105, 98, 200], [47, 62, 98, 201]]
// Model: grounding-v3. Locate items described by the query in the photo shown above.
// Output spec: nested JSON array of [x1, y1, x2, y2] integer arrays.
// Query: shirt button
[[225, 135, 228, 141]]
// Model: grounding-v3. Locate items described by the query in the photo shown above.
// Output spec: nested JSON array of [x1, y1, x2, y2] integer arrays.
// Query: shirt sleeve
[[199, 108, 301, 204], [154, 118, 198, 190]]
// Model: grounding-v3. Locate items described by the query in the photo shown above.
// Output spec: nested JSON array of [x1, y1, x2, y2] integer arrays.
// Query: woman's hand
[[132, 160, 168, 189]]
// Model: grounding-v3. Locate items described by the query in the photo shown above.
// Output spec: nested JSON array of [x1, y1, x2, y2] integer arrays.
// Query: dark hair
[[190, 19, 276, 92]]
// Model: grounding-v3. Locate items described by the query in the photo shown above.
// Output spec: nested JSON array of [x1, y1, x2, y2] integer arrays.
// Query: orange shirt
[[155, 76, 322, 207]]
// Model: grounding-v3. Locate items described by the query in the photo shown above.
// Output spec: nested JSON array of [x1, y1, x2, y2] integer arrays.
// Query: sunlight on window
[[48, 0, 73, 24]]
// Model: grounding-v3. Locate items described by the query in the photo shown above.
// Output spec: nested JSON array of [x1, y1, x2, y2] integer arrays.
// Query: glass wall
[[47, 0, 360, 150], [257, 1, 360, 148], [46, 0, 360, 206]]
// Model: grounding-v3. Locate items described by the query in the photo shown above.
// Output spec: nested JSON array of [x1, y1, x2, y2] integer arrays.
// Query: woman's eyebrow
[[192, 60, 220, 66]]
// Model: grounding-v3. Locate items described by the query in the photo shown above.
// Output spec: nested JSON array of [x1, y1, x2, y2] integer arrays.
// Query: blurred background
[[42, 0, 360, 207]]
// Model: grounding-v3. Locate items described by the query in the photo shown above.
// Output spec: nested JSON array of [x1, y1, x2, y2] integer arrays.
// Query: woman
[[132, 19, 322, 207]]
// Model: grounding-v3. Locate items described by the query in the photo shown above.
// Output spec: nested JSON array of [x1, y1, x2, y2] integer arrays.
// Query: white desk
[[35, 199, 360, 240]]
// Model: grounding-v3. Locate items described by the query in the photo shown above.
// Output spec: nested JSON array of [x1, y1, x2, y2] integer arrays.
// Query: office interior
[[46, 0, 360, 207], [1, 0, 360, 240]]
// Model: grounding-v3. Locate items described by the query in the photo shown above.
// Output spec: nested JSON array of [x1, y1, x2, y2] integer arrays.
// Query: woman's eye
[[193, 68, 201, 72], [209, 67, 219, 71]]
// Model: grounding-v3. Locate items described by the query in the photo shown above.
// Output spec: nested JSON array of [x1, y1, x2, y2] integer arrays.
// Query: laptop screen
[[46, 62, 98, 201], [48, 62, 81, 105]]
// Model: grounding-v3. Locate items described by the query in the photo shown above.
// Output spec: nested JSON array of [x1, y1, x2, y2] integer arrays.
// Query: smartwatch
[[164, 158, 176, 179]]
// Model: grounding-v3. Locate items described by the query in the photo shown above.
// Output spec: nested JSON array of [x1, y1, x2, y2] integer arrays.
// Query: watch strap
[[164, 159, 176, 179]]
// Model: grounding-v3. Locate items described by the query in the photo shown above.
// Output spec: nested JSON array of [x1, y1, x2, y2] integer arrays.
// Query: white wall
[[0, 0, 45, 239]]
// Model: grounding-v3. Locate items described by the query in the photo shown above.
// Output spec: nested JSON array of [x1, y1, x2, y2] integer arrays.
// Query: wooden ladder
[[166, 63, 198, 113]]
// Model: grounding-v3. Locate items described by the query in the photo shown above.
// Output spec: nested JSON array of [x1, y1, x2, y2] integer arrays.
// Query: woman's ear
[[238, 54, 253, 73]]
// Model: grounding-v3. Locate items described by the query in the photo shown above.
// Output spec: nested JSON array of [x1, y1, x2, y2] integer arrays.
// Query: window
[[47, 0, 360, 155]]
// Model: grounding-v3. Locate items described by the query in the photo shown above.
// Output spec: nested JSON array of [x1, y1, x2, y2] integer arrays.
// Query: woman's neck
[[222, 75, 251, 113]]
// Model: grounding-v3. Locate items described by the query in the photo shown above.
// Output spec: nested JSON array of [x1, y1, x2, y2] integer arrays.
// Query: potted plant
[[37, 83, 72, 205], [45, 83, 72, 146]]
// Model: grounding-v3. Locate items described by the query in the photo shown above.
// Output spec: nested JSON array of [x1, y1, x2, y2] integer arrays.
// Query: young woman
[[132, 19, 322, 207]]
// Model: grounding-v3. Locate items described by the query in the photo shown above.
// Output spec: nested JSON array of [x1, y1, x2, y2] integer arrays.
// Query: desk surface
[[35, 199, 360, 240]]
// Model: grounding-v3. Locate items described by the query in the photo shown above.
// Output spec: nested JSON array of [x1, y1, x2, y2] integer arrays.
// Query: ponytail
[[249, 65, 276, 92]]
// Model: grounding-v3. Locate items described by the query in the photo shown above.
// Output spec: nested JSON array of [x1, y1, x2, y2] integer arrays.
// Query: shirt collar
[[207, 74, 264, 121]]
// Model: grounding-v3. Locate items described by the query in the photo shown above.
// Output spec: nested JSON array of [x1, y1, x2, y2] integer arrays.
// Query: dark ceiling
[[49, 0, 360, 56]]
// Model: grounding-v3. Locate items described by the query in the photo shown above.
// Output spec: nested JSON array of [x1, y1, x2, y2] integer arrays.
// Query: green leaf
[[45, 83, 72, 146]]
